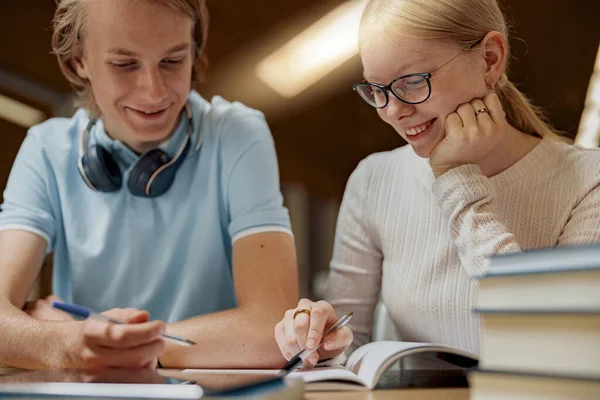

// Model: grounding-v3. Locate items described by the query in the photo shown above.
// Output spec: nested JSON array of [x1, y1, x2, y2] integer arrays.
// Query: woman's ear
[[71, 44, 89, 80], [480, 31, 507, 88]]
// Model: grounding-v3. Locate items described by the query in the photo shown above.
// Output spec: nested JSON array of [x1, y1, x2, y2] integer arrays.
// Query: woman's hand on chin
[[429, 93, 507, 178]]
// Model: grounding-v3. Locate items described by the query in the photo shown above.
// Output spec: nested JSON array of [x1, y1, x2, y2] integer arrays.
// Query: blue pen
[[52, 301, 196, 347]]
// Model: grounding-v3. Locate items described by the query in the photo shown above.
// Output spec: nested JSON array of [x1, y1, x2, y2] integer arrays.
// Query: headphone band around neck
[[143, 103, 194, 196], [79, 102, 193, 162], [77, 102, 194, 195]]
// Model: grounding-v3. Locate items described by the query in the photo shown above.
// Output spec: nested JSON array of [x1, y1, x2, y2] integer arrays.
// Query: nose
[[137, 66, 168, 105], [384, 95, 415, 121]]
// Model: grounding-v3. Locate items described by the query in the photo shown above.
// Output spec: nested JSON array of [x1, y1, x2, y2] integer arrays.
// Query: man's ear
[[480, 31, 507, 88], [71, 44, 89, 80]]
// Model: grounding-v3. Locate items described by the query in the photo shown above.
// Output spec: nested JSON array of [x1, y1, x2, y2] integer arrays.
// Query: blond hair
[[359, 0, 565, 141], [52, 0, 209, 117]]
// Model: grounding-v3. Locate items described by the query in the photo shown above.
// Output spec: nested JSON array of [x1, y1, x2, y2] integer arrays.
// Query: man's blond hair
[[52, 0, 209, 117]]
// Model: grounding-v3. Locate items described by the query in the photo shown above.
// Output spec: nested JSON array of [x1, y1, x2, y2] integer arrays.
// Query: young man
[[0, 0, 298, 370]]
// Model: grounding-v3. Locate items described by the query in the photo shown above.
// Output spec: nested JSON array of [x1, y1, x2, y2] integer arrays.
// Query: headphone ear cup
[[81, 145, 122, 192], [127, 149, 171, 197]]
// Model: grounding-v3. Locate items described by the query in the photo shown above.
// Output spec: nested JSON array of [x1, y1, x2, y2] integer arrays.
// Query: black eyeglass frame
[[353, 73, 433, 108], [353, 37, 485, 109]]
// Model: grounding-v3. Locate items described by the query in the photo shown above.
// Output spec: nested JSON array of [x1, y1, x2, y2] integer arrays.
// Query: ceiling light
[[0, 93, 46, 128], [255, 0, 368, 98]]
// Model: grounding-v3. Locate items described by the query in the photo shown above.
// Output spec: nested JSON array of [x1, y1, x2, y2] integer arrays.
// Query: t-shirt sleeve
[[0, 129, 57, 252], [220, 111, 291, 243]]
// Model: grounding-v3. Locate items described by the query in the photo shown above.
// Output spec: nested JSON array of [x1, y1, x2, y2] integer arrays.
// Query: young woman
[[275, 0, 600, 366], [0, 0, 298, 370]]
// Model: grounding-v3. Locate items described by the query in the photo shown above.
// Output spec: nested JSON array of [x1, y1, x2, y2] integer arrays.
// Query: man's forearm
[[161, 232, 299, 369], [160, 305, 289, 369], [0, 300, 80, 370]]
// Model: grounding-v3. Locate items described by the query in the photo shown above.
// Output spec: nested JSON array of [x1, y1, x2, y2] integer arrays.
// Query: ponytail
[[495, 73, 570, 142]]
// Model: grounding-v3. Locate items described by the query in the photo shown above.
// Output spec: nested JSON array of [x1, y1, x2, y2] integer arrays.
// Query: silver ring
[[475, 108, 489, 116]]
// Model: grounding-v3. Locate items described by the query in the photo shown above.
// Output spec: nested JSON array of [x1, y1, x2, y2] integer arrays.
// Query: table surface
[[1, 367, 471, 400], [305, 388, 469, 400], [170, 368, 472, 400]]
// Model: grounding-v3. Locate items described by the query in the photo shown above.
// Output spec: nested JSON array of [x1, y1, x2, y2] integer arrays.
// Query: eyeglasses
[[353, 38, 483, 109]]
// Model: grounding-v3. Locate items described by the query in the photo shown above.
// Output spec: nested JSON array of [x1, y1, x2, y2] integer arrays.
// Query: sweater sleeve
[[432, 164, 521, 277], [327, 159, 383, 351], [556, 165, 600, 246]]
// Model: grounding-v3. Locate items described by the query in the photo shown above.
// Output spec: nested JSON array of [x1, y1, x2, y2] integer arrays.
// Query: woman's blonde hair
[[51, 0, 209, 116], [359, 0, 564, 141]]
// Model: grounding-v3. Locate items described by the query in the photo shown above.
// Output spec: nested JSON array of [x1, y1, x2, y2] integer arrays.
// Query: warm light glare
[[575, 45, 600, 148], [0, 93, 46, 128], [255, 0, 368, 98]]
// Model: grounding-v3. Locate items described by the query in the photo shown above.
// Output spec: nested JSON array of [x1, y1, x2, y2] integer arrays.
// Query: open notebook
[[182, 340, 478, 391]]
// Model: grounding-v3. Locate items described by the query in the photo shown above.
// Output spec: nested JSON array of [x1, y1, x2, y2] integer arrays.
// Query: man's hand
[[23, 295, 74, 321], [23, 298, 165, 370], [76, 308, 166, 370]]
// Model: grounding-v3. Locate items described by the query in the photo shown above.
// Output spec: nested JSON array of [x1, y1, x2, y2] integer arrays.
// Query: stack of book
[[469, 245, 600, 400]]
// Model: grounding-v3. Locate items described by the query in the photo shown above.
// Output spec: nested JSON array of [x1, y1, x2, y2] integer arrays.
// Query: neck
[[127, 138, 165, 154], [478, 125, 542, 177], [103, 118, 181, 154]]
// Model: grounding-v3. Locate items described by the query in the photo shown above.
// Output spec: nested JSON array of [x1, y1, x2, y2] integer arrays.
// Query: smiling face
[[73, 0, 195, 153], [360, 36, 489, 158]]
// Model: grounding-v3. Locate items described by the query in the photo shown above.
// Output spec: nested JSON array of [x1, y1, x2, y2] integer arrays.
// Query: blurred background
[[0, 0, 599, 301]]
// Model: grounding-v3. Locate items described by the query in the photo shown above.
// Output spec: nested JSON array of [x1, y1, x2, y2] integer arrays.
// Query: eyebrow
[[106, 43, 192, 57], [363, 56, 431, 82]]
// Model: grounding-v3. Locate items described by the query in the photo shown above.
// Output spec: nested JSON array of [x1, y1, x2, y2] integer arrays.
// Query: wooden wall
[[0, 0, 598, 298]]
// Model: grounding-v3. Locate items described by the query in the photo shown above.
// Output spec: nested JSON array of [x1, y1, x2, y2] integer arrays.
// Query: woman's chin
[[410, 129, 445, 159], [410, 145, 434, 159], [401, 134, 439, 159]]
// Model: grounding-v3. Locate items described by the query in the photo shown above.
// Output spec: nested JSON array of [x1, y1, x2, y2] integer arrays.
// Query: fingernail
[[306, 339, 316, 349], [324, 340, 334, 350]]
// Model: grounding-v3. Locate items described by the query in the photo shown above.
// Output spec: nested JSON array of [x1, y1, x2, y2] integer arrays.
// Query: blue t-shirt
[[0, 91, 292, 322]]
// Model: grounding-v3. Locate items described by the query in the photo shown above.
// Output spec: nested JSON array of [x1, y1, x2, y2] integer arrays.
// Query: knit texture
[[327, 138, 600, 355]]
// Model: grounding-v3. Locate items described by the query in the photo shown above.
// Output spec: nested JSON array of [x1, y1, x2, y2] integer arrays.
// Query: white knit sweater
[[327, 138, 600, 355]]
